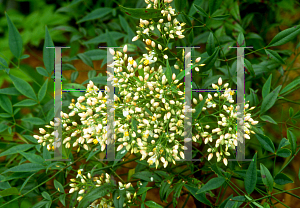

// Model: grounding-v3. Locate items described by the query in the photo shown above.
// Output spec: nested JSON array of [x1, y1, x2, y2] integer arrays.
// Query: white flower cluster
[[69, 169, 136, 208], [193, 78, 259, 166]]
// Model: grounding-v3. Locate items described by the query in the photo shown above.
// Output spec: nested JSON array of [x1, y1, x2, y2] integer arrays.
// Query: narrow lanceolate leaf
[[5, 13, 23, 59], [78, 184, 114, 208], [237, 32, 245, 47], [267, 25, 300, 47], [211, 14, 230, 21], [0, 144, 34, 157], [165, 60, 172, 84], [0, 95, 13, 115], [208, 0, 223, 16], [265, 49, 285, 64], [175, 0, 186, 12], [274, 173, 293, 185], [280, 78, 300, 95], [3, 163, 45, 173], [193, 4, 208, 17], [77, 53, 94, 68], [9, 74, 37, 100], [20, 152, 44, 164], [262, 74, 272, 99], [119, 5, 161, 19], [77, 8, 113, 23], [260, 115, 277, 125], [0, 123, 8, 132], [42, 191, 52, 201], [245, 153, 257, 195], [14, 99, 38, 107], [260, 85, 282, 115], [185, 184, 212, 206], [196, 177, 226, 194], [260, 163, 274, 193], [38, 79, 48, 102], [0, 187, 19, 197], [287, 129, 296, 155], [278, 138, 290, 149], [22, 117, 45, 125], [43, 26, 54, 74], [245, 195, 264, 208], [255, 133, 275, 153], [206, 32, 215, 56], [193, 94, 208, 119], [244, 59, 255, 77], [54, 180, 65, 193], [145, 201, 163, 208], [276, 148, 291, 158]]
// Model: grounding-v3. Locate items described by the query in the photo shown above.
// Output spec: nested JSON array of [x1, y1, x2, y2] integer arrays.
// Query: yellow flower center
[[93, 139, 98, 144], [78, 170, 82, 175], [149, 159, 154, 165], [144, 59, 150, 65], [124, 131, 129, 137], [129, 59, 134, 65]]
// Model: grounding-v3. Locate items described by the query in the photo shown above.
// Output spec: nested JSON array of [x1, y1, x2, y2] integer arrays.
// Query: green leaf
[[181, 13, 192, 26], [22, 117, 45, 125], [0, 95, 13, 115], [77, 8, 112, 23], [193, 94, 208, 119], [268, 25, 300, 47], [88, 70, 97, 79], [260, 85, 282, 115], [0, 113, 12, 119], [244, 59, 255, 77], [211, 14, 230, 21], [287, 129, 296, 155], [255, 133, 275, 153], [0, 87, 21, 95], [137, 187, 152, 195], [280, 78, 300, 95], [184, 184, 212, 206], [132, 171, 162, 182], [244, 153, 257, 195], [206, 32, 215, 56], [113, 147, 127, 167], [193, 4, 208, 17], [43, 26, 54, 74], [265, 49, 285, 64], [0, 144, 34, 157], [145, 201, 163, 208], [20, 173, 35, 193], [278, 138, 290, 149], [209, 0, 223, 16], [78, 184, 114, 208], [260, 115, 277, 125], [0, 187, 19, 197], [70, 71, 79, 83], [6, 13, 23, 59], [119, 5, 161, 19], [36, 67, 49, 77], [58, 194, 66, 206], [13, 99, 38, 107], [196, 177, 225, 194], [289, 107, 294, 118], [274, 173, 293, 185], [262, 74, 272, 99], [293, 110, 300, 119], [54, 179, 64, 193], [82, 76, 107, 85], [32, 201, 49, 208], [188, 28, 194, 45], [260, 163, 274, 193], [165, 60, 172, 84], [77, 53, 93, 68], [20, 152, 44, 164], [245, 195, 264, 208], [42, 191, 52, 201], [175, 0, 186, 12], [9, 74, 37, 100], [277, 149, 291, 158], [3, 163, 45, 173], [198, 48, 220, 71], [38, 79, 48, 102], [237, 32, 245, 47]]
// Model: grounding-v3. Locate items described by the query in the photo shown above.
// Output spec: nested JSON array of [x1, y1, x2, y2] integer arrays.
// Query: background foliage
[[0, 0, 300, 207]]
